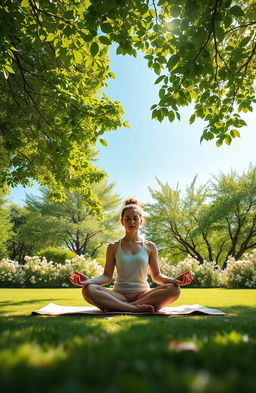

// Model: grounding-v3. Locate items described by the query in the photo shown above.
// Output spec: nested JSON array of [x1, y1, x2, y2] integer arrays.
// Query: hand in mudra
[[69, 271, 91, 287], [173, 271, 194, 286]]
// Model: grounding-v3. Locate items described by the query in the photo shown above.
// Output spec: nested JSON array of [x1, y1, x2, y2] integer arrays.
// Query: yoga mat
[[32, 303, 226, 316]]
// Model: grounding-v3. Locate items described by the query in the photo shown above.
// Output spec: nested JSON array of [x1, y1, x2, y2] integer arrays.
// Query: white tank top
[[113, 239, 150, 293]]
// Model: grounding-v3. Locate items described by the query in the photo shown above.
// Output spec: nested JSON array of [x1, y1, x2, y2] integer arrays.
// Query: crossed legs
[[130, 283, 180, 311], [82, 283, 180, 313]]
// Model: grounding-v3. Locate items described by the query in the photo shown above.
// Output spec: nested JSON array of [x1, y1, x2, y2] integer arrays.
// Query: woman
[[70, 198, 193, 312]]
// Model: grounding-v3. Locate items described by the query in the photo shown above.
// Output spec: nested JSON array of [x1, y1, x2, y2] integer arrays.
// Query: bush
[[157, 256, 221, 288], [221, 253, 256, 288], [0, 251, 256, 288], [38, 247, 76, 264], [0, 255, 103, 288]]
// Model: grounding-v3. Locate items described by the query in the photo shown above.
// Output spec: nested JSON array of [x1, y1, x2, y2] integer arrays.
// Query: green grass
[[0, 288, 255, 393]]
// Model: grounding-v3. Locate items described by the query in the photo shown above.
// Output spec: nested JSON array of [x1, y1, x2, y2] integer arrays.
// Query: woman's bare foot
[[134, 304, 155, 313]]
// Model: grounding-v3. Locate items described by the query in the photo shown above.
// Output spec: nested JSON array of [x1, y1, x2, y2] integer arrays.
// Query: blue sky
[[11, 49, 256, 205]]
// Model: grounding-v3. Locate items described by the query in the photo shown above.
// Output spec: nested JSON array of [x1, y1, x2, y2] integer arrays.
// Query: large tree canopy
[[68, 0, 256, 145], [144, 166, 256, 266], [0, 0, 127, 213], [7, 180, 122, 260], [1, 0, 255, 211]]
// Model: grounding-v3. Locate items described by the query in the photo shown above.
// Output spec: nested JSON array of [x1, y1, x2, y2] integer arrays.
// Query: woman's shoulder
[[107, 240, 121, 253], [143, 239, 157, 252]]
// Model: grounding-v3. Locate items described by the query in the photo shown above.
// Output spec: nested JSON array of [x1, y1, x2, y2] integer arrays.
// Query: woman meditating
[[70, 198, 193, 313]]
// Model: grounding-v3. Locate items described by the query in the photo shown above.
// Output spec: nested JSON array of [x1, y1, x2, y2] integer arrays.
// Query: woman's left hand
[[69, 271, 90, 286], [172, 271, 194, 286]]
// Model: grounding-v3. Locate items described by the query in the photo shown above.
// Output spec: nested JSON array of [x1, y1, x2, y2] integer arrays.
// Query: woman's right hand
[[173, 271, 194, 286], [69, 271, 92, 287]]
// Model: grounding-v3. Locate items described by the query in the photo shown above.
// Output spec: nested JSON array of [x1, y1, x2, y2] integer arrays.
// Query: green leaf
[[74, 50, 83, 64], [167, 54, 179, 71], [46, 33, 55, 42], [155, 75, 165, 84], [3, 69, 9, 79], [224, 15, 232, 28], [90, 42, 99, 57], [21, 0, 30, 7], [230, 5, 244, 17], [189, 114, 196, 125], [240, 36, 251, 47], [99, 36, 111, 45], [224, 134, 232, 145], [101, 23, 113, 33], [168, 111, 175, 122], [176, 112, 181, 121], [99, 139, 108, 146], [205, 132, 214, 140], [149, 9, 156, 18], [152, 109, 159, 119], [153, 63, 161, 75], [215, 25, 225, 41], [232, 129, 240, 138], [4, 64, 15, 73], [159, 88, 165, 99]]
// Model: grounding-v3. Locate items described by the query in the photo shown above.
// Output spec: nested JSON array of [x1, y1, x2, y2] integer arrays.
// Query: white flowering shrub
[[0, 259, 25, 287], [0, 251, 256, 288], [221, 254, 256, 288], [157, 256, 222, 288], [0, 255, 103, 288]]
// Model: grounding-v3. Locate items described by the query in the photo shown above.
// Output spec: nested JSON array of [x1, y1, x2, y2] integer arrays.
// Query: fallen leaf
[[168, 340, 199, 352]]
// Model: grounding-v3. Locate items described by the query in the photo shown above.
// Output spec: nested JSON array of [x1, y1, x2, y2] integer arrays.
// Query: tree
[[0, 187, 13, 258], [144, 166, 256, 266], [7, 205, 34, 261], [14, 179, 122, 258], [57, 0, 255, 145], [198, 166, 256, 267], [1, 1, 255, 210], [0, 0, 128, 213]]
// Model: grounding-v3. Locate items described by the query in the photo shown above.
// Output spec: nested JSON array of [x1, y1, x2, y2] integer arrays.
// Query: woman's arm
[[70, 243, 116, 287], [148, 242, 193, 286]]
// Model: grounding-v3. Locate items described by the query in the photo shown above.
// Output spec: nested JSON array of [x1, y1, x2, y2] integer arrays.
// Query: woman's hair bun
[[124, 197, 141, 207], [121, 197, 144, 219]]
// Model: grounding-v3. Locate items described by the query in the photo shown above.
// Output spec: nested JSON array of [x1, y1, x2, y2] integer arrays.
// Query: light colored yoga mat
[[32, 303, 226, 316]]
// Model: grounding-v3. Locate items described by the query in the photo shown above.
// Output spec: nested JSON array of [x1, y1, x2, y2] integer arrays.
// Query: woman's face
[[121, 208, 142, 231]]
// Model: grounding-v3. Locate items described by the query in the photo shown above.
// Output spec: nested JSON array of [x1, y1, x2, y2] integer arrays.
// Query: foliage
[[7, 205, 35, 262], [1, 1, 254, 211], [7, 204, 63, 261], [223, 251, 256, 288], [1, 250, 256, 288], [144, 166, 256, 266], [0, 255, 103, 288], [157, 256, 222, 288], [0, 1, 128, 213], [64, 0, 255, 144], [0, 187, 13, 258], [38, 247, 76, 264], [20, 179, 122, 257], [149, 0, 256, 145]]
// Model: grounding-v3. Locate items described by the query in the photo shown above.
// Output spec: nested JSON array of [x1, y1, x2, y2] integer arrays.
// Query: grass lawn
[[0, 288, 255, 393]]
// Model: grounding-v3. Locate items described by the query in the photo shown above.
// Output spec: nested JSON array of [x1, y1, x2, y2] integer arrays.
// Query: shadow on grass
[[0, 305, 255, 393], [0, 299, 63, 306], [0, 299, 64, 315]]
